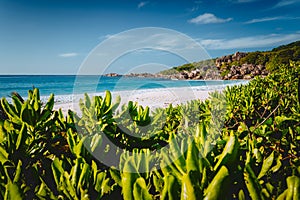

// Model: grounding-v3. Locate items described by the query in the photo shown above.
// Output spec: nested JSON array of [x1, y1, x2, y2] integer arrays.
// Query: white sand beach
[[53, 87, 223, 114]]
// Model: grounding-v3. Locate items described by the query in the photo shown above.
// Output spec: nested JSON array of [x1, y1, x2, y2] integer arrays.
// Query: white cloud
[[245, 16, 300, 24], [188, 13, 233, 24], [273, 0, 300, 8], [98, 33, 132, 41], [199, 32, 300, 49], [59, 53, 78, 57], [245, 17, 282, 24], [137, 1, 149, 9]]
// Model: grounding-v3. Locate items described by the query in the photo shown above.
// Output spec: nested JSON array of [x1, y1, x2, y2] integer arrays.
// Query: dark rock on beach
[[104, 73, 121, 77]]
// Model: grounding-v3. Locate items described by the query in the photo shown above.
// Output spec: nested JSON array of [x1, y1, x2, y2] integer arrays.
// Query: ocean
[[0, 75, 248, 103]]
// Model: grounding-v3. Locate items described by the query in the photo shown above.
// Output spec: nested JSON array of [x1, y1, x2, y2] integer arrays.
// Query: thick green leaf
[[104, 90, 112, 111], [0, 146, 9, 164], [258, 151, 275, 179], [95, 172, 111, 197], [51, 157, 64, 186], [67, 129, 76, 154], [110, 167, 122, 186], [4, 182, 23, 200], [181, 172, 199, 200], [121, 158, 140, 200], [133, 177, 152, 200], [12, 160, 22, 183], [161, 174, 180, 200], [1, 98, 21, 124], [15, 123, 27, 151], [20, 102, 33, 126], [44, 93, 54, 111], [168, 132, 186, 174], [286, 175, 300, 200], [204, 166, 230, 200], [77, 162, 90, 192], [71, 158, 83, 188], [244, 164, 263, 200], [186, 138, 199, 173], [214, 133, 239, 171], [11, 96, 23, 115]]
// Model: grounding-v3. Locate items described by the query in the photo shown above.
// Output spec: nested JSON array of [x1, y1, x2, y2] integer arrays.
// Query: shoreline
[[53, 86, 226, 114]]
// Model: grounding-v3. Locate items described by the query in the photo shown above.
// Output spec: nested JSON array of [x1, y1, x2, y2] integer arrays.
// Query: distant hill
[[158, 40, 300, 80], [272, 40, 300, 52], [159, 58, 215, 76], [237, 40, 300, 71]]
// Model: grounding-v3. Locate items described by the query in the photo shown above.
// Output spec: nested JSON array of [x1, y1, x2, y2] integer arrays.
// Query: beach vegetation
[[0, 62, 299, 199]]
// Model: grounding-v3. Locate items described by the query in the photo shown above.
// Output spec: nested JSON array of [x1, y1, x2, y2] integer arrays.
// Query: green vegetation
[[231, 41, 300, 72], [159, 59, 215, 75], [0, 62, 300, 199]]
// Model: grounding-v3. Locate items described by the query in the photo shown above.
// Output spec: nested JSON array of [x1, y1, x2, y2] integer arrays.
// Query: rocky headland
[[103, 52, 270, 80], [159, 51, 269, 80], [216, 52, 269, 80], [105, 40, 300, 80]]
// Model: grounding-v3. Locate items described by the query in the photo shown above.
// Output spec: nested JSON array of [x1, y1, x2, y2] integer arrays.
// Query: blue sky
[[1, 0, 300, 74]]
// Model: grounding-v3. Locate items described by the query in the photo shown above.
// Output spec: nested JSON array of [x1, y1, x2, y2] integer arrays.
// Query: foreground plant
[[0, 62, 299, 199]]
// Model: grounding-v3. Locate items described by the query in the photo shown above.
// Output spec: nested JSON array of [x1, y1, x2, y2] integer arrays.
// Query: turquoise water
[[0, 75, 248, 102]]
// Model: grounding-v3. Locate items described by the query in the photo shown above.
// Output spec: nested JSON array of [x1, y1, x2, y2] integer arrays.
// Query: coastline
[[53, 86, 226, 114]]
